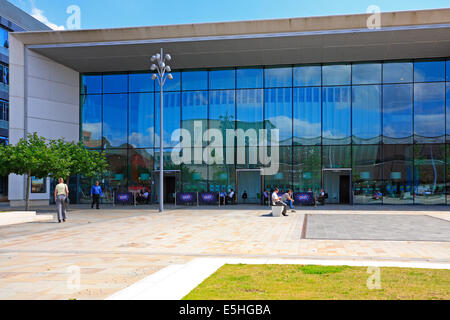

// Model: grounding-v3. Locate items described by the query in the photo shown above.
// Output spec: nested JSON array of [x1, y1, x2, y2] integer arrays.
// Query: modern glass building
[[7, 8, 450, 206], [80, 59, 450, 205]]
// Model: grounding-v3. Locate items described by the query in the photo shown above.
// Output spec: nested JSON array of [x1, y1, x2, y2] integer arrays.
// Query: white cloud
[[31, 7, 65, 30]]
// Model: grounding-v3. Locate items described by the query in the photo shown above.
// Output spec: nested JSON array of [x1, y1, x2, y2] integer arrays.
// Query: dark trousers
[[92, 194, 100, 209], [274, 201, 287, 214]]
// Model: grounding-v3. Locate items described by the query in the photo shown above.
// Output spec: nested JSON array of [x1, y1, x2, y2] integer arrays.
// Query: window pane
[[81, 95, 102, 148], [383, 62, 412, 83], [322, 86, 351, 145], [382, 145, 413, 205], [265, 88, 292, 146], [155, 92, 181, 148], [129, 93, 154, 148], [293, 87, 321, 145], [383, 84, 413, 144], [352, 85, 381, 144], [156, 71, 181, 91], [322, 64, 351, 86], [208, 162, 235, 193], [447, 60, 450, 82], [103, 94, 127, 148], [447, 144, 450, 204], [414, 82, 445, 143], [103, 74, 128, 94], [264, 67, 292, 88], [129, 72, 153, 93], [293, 65, 321, 86], [182, 91, 208, 147], [209, 69, 235, 90], [182, 70, 207, 91], [81, 75, 102, 94], [128, 149, 153, 194], [352, 63, 381, 84], [209, 90, 235, 141], [263, 147, 292, 191], [352, 145, 383, 204], [236, 89, 263, 146], [414, 144, 446, 205], [237, 68, 263, 89], [182, 161, 208, 192], [292, 146, 321, 193], [104, 149, 128, 194], [414, 60, 445, 82], [447, 84, 450, 142], [322, 145, 351, 168]]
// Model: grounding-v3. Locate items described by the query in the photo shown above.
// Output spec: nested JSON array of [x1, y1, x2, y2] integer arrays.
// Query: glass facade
[[80, 58, 450, 205]]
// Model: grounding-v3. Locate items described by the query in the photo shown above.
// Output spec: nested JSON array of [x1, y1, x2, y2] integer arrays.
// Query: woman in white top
[[54, 178, 69, 223]]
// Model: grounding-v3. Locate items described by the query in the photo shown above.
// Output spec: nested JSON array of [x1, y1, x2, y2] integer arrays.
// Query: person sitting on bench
[[226, 189, 235, 205], [317, 189, 327, 205], [272, 187, 288, 216], [281, 189, 296, 213]]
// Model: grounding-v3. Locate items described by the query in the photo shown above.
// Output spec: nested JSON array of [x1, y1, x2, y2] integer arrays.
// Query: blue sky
[[7, 0, 450, 30]]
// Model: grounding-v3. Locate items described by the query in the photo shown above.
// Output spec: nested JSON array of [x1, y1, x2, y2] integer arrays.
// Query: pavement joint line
[[106, 257, 450, 300]]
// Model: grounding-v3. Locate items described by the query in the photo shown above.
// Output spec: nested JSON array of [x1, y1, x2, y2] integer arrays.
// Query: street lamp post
[[151, 48, 173, 213]]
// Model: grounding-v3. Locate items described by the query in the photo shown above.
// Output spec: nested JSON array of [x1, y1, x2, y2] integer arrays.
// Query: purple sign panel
[[176, 192, 197, 205], [115, 193, 133, 205], [293, 192, 315, 205], [199, 192, 218, 205]]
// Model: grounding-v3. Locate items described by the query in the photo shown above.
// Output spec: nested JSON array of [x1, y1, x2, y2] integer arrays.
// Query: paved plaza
[[0, 204, 449, 300]]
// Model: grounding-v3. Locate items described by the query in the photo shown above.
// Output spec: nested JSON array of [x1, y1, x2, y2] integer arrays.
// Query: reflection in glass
[[182, 70, 208, 91], [129, 72, 153, 92], [447, 145, 450, 204], [293, 87, 321, 145], [352, 145, 382, 204], [236, 89, 263, 146], [383, 84, 413, 144], [237, 68, 263, 89], [103, 74, 128, 94], [292, 146, 321, 193], [322, 86, 351, 145], [414, 60, 445, 82], [293, 65, 321, 87], [322, 145, 351, 169], [128, 149, 153, 194], [352, 63, 381, 84], [447, 84, 450, 142], [414, 144, 446, 205], [383, 61, 413, 83], [155, 92, 181, 148], [352, 85, 381, 144], [80, 94, 102, 148], [264, 147, 292, 191], [81, 74, 102, 95], [265, 88, 292, 146], [182, 91, 208, 147], [265, 67, 292, 88], [182, 160, 208, 192], [156, 71, 181, 92], [208, 163, 235, 193], [322, 64, 351, 86], [209, 90, 235, 143], [129, 93, 154, 148], [103, 94, 127, 148], [104, 149, 128, 196], [382, 145, 413, 205], [414, 82, 445, 143], [209, 69, 235, 90]]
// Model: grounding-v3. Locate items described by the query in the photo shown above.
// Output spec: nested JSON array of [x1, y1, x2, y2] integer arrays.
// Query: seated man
[[226, 189, 235, 205], [219, 189, 227, 205], [281, 189, 296, 212], [143, 190, 150, 204], [307, 188, 316, 206], [317, 189, 327, 205], [272, 187, 288, 216]]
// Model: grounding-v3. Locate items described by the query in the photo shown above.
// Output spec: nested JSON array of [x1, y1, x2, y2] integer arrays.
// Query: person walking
[[54, 178, 69, 223], [91, 181, 103, 209]]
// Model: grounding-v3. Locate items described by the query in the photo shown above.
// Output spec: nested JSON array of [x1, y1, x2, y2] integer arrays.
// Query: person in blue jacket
[[91, 181, 103, 209]]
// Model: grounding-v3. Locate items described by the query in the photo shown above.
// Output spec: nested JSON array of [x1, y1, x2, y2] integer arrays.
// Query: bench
[[272, 205, 283, 217]]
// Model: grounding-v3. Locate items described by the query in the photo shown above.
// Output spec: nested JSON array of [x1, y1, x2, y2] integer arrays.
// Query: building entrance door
[[154, 170, 180, 204], [236, 169, 262, 204], [323, 169, 352, 205]]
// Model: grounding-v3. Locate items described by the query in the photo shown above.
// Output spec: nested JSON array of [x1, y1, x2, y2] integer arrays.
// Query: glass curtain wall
[[80, 58, 450, 205]]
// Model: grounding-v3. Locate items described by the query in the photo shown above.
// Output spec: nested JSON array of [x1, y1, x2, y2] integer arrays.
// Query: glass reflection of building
[[80, 58, 450, 205]]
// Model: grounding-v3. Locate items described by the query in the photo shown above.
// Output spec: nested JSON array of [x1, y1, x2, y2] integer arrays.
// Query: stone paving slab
[[306, 214, 450, 242]]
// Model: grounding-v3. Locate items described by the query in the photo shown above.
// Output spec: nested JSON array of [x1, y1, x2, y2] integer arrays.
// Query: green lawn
[[183, 264, 450, 300]]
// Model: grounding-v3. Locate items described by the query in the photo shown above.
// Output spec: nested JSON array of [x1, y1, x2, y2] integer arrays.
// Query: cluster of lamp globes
[[150, 52, 173, 81]]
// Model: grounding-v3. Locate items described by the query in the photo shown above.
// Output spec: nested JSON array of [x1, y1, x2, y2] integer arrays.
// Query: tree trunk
[[25, 172, 31, 211]]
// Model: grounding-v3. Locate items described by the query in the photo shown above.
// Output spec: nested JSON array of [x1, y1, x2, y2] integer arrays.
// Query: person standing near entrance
[[91, 181, 103, 209], [54, 178, 69, 223]]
